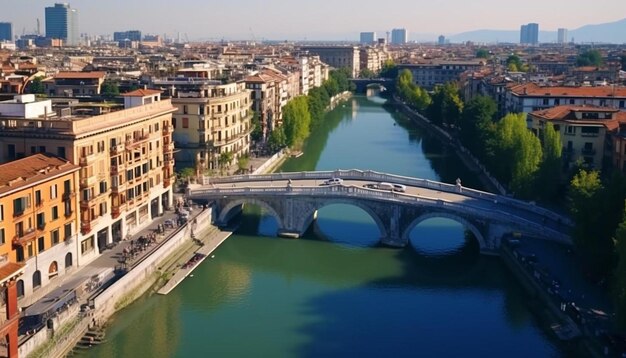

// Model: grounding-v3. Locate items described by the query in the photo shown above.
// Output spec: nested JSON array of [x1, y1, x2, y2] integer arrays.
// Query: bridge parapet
[[199, 169, 573, 227]]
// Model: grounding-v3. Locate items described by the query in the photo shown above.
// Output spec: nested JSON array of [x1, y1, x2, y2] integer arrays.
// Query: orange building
[[0, 154, 79, 304]]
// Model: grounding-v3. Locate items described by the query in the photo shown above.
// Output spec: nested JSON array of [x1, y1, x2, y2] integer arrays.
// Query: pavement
[[20, 195, 192, 333]]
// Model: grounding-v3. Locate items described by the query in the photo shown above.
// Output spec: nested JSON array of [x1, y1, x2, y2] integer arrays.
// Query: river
[[81, 94, 566, 357]]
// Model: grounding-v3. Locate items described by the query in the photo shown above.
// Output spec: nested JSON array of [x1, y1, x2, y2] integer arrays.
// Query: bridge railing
[[200, 169, 572, 227], [189, 184, 570, 243]]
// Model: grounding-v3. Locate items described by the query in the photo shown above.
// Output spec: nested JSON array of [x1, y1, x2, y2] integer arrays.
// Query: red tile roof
[[121, 89, 162, 97], [510, 83, 626, 98], [0, 154, 79, 196], [0, 262, 24, 285]]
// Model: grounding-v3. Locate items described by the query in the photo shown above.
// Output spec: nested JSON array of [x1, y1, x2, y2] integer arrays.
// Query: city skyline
[[2, 0, 626, 41]]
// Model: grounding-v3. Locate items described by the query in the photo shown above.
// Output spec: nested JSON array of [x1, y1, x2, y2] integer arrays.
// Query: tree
[[613, 203, 626, 329], [359, 68, 377, 79], [396, 70, 431, 111], [267, 126, 286, 152], [535, 123, 563, 202], [379, 59, 398, 79], [237, 154, 250, 173], [250, 111, 262, 141], [178, 167, 195, 183], [218, 152, 233, 175], [459, 96, 497, 158], [492, 113, 542, 196], [427, 82, 463, 126], [576, 49, 603, 67], [568, 169, 614, 279], [308, 86, 330, 130], [476, 49, 489, 58], [28, 76, 45, 94], [282, 96, 311, 149], [102, 80, 120, 98], [506, 55, 523, 71]]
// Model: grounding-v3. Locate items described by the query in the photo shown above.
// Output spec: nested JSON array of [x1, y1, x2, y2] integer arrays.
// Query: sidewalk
[[20, 200, 190, 333]]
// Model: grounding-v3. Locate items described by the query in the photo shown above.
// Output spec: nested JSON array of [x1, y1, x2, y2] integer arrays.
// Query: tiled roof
[[510, 83, 626, 97], [0, 262, 24, 285], [0, 154, 79, 196], [121, 89, 162, 97], [54, 71, 106, 79]]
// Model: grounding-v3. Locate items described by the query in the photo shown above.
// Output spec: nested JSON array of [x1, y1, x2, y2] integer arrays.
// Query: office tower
[[360, 32, 376, 45], [0, 22, 12, 41], [557, 28, 568, 44], [520, 23, 539, 45], [438, 35, 445, 45], [391, 28, 407, 44], [114, 30, 142, 42], [45, 3, 79, 46]]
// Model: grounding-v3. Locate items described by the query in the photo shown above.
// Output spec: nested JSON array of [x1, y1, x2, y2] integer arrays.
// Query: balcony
[[64, 210, 73, 218], [111, 165, 120, 175], [163, 124, 173, 134], [581, 148, 597, 156], [79, 155, 96, 167], [62, 191, 76, 200], [110, 144, 125, 155], [81, 217, 99, 234], [112, 206, 121, 219], [35, 199, 45, 209], [12, 228, 37, 247], [80, 199, 91, 209], [126, 134, 150, 149]]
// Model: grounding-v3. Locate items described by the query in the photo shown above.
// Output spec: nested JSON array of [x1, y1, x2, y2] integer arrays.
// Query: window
[[57, 146, 66, 159], [38, 236, 45, 253], [52, 206, 59, 220], [13, 197, 29, 215], [33, 271, 41, 289], [64, 223, 72, 240], [51, 229, 59, 245], [99, 181, 107, 194], [35, 190, 42, 206], [64, 200, 72, 217], [0, 228, 4, 245], [0, 204, 4, 221], [172, 118, 177, 129], [81, 236, 94, 254], [50, 184, 58, 199], [36, 213, 45, 229], [7, 144, 15, 159], [182, 117, 189, 128], [64, 179, 71, 194], [183, 105, 188, 114]]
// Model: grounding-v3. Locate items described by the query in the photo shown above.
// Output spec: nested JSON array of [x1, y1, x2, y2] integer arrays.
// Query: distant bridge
[[351, 78, 395, 93], [189, 170, 572, 255]]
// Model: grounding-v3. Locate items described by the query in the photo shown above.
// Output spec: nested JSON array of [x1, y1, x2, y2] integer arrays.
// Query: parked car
[[363, 182, 395, 191], [321, 178, 343, 186]]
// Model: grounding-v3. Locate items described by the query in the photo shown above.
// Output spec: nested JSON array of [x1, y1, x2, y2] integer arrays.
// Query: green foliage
[[250, 111, 262, 141], [359, 68, 377, 79], [218, 152, 233, 173], [379, 59, 398, 79], [427, 82, 463, 126], [237, 154, 250, 172], [308, 86, 330, 130], [28, 76, 45, 94], [576, 49, 603, 67], [492, 113, 542, 196], [506, 55, 523, 68], [459, 96, 497, 158], [102, 80, 120, 97], [267, 125, 287, 152], [178, 167, 195, 183], [614, 202, 626, 329], [568, 169, 615, 278], [476, 49, 489, 58], [535, 124, 563, 202], [282, 96, 311, 149], [397, 70, 431, 111]]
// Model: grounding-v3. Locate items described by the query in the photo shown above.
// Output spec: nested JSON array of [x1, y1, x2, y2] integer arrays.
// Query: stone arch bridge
[[188, 170, 572, 255]]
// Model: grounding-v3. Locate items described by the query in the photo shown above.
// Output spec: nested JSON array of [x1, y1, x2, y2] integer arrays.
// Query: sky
[[3, 0, 626, 41]]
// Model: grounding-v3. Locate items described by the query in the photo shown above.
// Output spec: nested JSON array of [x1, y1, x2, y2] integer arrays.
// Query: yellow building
[[0, 92, 176, 269], [529, 105, 619, 171], [0, 153, 79, 300]]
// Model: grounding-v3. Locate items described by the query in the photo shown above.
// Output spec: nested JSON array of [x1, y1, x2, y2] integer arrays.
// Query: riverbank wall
[[392, 96, 507, 195]]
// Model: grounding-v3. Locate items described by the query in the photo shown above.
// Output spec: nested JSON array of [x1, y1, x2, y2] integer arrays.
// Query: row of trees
[[267, 68, 355, 151]]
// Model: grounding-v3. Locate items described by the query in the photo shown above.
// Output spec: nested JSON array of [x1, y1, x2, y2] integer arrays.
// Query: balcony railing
[[12, 228, 37, 247], [79, 155, 96, 167], [110, 144, 125, 155], [62, 191, 75, 200]]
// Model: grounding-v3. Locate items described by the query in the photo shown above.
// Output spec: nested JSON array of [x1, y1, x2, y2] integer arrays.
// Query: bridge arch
[[402, 212, 486, 251], [218, 199, 284, 231], [297, 199, 388, 240]]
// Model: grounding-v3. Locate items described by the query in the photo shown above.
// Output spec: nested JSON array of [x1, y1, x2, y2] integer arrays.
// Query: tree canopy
[[576, 49, 603, 67], [427, 82, 463, 126], [27, 76, 45, 94], [282, 96, 311, 149], [476, 49, 489, 58], [459, 95, 496, 158], [396, 69, 431, 111], [102, 80, 120, 97]]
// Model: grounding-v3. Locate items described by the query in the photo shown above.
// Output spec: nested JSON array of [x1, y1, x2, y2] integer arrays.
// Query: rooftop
[[54, 71, 107, 80], [510, 83, 626, 98], [121, 88, 162, 97], [0, 153, 79, 196]]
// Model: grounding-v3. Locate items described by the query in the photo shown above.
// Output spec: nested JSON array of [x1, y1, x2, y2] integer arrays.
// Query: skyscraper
[[391, 28, 407, 45], [360, 32, 376, 45], [0, 22, 12, 41], [557, 28, 568, 44], [438, 35, 446, 45], [45, 3, 79, 46], [520, 23, 539, 45]]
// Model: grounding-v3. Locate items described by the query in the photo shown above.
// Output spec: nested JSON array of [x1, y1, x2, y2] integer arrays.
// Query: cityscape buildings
[[359, 32, 376, 45], [520, 23, 539, 44], [0, 22, 12, 42], [391, 28, 408, 44], [45, 3, 79, 46], [557, 28, 568, 44]]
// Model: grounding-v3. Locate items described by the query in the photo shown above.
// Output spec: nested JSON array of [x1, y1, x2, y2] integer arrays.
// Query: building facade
[[0, 23, 12, 42], [300, 46, 360, 78], [360, 32, 376, 45], [45, 3, 79, 46], [391, 28, 408, 45], [520, 23, 539, 45], [0, 93, 176, 268], [557, 28, 568, 44], [113, 30, 142, 42], [398, 60, 485, 90], [43, 71, 106, 97]]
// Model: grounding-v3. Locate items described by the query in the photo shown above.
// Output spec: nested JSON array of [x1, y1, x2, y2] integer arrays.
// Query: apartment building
[[0, 154, 80, 303], [398, 60, 485, 90], [0, 93, 176, 267], [152, 77, 252, 172], [245, 69, 290, 141], [529, 105, 620, 170], [359, 47, 389, 74], [300, 46, 360, 78], [506, 83, 626, 115]]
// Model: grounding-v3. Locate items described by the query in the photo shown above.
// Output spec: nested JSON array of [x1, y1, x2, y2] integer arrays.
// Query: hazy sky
[[3, 0, 626, 40]]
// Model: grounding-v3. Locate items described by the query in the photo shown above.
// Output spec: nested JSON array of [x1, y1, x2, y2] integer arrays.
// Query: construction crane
[[249, 27, 256, 44]]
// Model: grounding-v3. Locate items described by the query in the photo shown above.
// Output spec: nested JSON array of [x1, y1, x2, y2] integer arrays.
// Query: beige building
[[529, 105, 619, 171], [0, 93, 175, 266], [43, 71, 106, 97], [152, 77, 253, 173], [301, 46, 360, 78], [359, 47, 389, 74]]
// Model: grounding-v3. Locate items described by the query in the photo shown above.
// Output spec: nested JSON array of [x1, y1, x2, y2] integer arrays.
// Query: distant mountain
[[447, 18, 626, 44]]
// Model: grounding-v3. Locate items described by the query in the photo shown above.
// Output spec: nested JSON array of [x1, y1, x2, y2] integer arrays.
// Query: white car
[[392, 184, 407, 192], [321, 178, 344, 186]]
